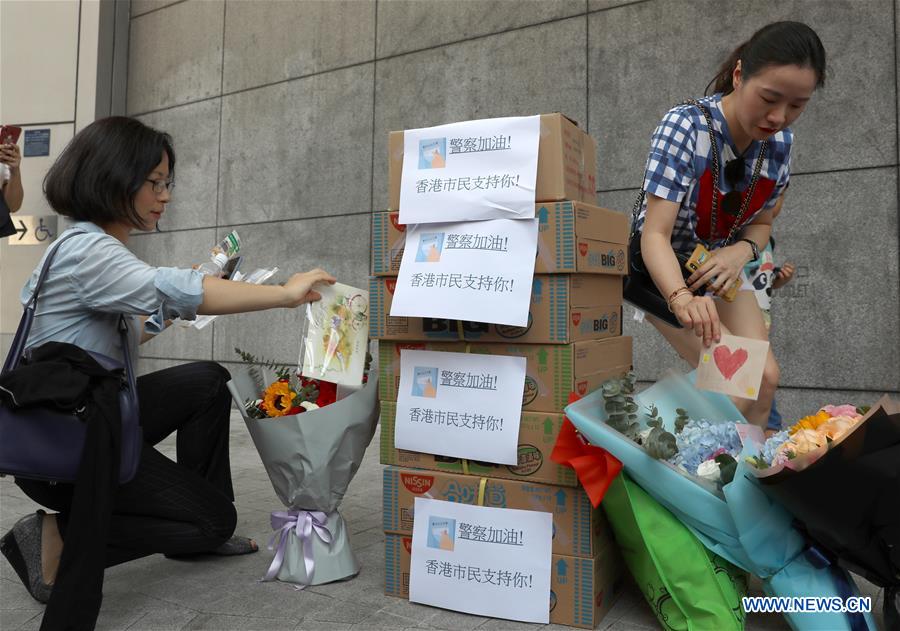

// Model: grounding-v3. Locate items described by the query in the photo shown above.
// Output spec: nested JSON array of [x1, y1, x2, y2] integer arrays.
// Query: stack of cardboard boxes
[[372, 114, 634, 629]]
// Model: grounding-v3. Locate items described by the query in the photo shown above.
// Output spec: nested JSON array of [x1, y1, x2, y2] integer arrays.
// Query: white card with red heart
[[696, 334, 770, 400]]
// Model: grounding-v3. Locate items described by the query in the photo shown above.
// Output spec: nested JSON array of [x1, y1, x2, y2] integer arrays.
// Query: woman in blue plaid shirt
[[637, 22, 826, 428]]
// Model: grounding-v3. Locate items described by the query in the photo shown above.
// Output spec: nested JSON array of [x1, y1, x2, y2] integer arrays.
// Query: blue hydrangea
[[760, 430, 791, 465], [670, 419, 743, 474]]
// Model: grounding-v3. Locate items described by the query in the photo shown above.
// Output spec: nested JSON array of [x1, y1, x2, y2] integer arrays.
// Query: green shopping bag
[[604, 473, 747, 631]]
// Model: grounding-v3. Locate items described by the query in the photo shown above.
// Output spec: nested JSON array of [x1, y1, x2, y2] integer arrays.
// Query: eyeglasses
[[721, 157, 747, 216], [146, 179, 175, 194]]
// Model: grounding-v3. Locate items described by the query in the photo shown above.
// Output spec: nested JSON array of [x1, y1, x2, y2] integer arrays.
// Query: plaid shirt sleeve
[[764, 129, 793, 209], [642, 107, 698, 203]]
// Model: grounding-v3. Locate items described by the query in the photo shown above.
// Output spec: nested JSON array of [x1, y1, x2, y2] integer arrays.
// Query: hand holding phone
[[0, 125, 22, 146]]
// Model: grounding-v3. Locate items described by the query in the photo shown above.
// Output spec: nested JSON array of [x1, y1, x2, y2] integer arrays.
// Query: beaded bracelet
[[666, 287, 693, 312]]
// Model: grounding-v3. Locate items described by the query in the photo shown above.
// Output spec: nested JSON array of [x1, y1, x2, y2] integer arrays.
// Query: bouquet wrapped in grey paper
[[227, 354, 379, 587]]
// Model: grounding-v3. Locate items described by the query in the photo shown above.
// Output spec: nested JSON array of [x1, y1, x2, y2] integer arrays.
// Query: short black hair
[[44, 117, 175, 228]]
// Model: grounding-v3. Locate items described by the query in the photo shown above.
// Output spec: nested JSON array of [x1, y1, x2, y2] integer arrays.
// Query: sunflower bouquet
[[226, 343, 379, 589], [235, 347, 360, 419]]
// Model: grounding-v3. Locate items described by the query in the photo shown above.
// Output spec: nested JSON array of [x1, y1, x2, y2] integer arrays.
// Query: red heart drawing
[[713, 346, 748, 381], [572, 312, 581, 325], [578, 242, 588, 256]]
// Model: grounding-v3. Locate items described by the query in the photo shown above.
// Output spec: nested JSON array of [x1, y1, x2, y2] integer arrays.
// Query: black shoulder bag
[[623, 99, 767, 327], [0, 230, 143, 483]]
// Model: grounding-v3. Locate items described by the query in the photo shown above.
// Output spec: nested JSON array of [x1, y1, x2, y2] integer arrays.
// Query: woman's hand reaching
[[281, 269, 337, 307]]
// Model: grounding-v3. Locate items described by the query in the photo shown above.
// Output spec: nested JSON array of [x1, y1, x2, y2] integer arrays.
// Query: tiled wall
[[127, 0, 900, 419]]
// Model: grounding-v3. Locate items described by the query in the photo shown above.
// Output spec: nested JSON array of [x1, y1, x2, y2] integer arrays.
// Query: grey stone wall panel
[[588, 0, 897, 191], [131, 0, 184, 19], [127, 0, 224, 114], [373, 17, 588, 209], [223, 0, 376, 94], [136, 99, 222, 231], [376, 0, 585, 58], [218, 63, 374, 225], [768, 169, 899, 391]]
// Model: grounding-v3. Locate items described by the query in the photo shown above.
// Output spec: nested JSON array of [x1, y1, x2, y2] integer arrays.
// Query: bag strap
[[629, 99, 769, 246], [2, 230, 132, 377], [682, 99, 768, 245]]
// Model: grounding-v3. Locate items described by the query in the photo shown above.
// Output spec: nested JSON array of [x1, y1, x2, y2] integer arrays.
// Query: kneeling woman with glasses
[[633, 21, 825, 428], [1, 117, 335, 626]]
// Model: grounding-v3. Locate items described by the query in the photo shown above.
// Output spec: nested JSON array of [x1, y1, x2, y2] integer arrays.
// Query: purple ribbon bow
[[263, 510, 333, 588]]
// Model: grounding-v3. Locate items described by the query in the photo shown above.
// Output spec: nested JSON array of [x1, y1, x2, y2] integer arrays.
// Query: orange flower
[[261, 380, 296, 417], [789, 410, 830, 435]]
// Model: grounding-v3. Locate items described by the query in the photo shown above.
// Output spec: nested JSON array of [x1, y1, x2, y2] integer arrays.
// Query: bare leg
[[41, 513, 62, 585], [715, 291, 779, 428]]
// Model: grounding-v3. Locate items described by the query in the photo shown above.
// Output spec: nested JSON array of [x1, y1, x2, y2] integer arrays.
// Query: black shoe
[[0, 510, 53, 603]]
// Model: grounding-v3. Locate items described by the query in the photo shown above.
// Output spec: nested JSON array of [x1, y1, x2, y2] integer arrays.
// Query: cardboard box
[[383, 467, 612, 558], [388, 113, 598, 210], [371, 201, 629, 276], [381, 401, 578, 486], [378, 337, 633, 413], [384, 533, 623, 629], [369, 275, 622, 344]]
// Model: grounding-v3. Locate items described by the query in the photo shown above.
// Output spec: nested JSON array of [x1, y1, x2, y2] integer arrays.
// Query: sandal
[[0, 510, 53, 603], [213, 535, 259, 556], [165, 535, 258, 559]]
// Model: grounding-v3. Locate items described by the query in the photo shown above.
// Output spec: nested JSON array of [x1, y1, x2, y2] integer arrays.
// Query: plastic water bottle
[[196, 230, 241, 277], [197, 251, 230, 277]]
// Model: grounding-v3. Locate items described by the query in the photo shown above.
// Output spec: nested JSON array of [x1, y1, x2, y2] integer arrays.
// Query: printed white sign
[[399, 116, 540, 224], [389, 218, 538, 327], [410, 498, 552, 624], [395, 349, 526, 465]]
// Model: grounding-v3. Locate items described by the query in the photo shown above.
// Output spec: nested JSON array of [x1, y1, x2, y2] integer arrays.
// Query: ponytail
[[705, 22, 826, 96]]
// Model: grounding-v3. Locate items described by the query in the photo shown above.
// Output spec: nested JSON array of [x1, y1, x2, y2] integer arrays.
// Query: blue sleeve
[[642, 106, 698, 203], [67, 233, 204, 328], [764, 129, 792, 209]]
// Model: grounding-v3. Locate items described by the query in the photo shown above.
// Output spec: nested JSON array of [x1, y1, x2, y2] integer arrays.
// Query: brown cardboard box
[[371, 201, 629, 276], [382, 467, 612, 558], [388, 113, 598, 209], [377, 337, 633, 413], [384, 533, 623, 629], [369, 275, 622, 344], [381, 401, 579, 486]]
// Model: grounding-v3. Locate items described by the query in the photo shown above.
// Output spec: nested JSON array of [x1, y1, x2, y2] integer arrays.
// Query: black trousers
[[16, 361, 238, 567]]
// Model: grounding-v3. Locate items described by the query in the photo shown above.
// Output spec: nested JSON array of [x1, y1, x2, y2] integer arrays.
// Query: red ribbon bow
[[550, 392, 622, 508]]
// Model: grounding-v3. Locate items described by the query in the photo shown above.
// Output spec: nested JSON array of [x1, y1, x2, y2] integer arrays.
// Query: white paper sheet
[[399, 116, 540, 224], [389, 218, 538, 327], [410, 498, 552, 624], [395, 349, 526, 465]]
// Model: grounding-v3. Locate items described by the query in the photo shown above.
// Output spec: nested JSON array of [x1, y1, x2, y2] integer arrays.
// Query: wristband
[[738, 238, 760, 262]]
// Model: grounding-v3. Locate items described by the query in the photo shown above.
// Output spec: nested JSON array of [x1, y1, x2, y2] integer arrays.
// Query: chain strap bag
[[623, 99, 767, 327], [0, 230, 142, 483]]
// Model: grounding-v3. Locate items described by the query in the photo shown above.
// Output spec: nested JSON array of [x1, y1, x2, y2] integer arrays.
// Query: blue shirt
[[20, 222, 204, 361]]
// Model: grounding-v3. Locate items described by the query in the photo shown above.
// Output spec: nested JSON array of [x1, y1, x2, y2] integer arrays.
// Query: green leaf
[[644, 427, 677, 460], [714, 454, 737, 486]]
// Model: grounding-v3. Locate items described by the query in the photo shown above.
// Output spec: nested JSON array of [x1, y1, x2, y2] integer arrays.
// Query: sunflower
[[788, 410, 831, 435], [261, 380, 297, 417]]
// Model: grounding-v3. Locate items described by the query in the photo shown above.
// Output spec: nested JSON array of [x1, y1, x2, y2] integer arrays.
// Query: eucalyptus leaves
[[599, 373, 739, 487]]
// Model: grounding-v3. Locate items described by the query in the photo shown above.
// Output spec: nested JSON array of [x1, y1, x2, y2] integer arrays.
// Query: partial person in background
[[1, 135, 24, 212]]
